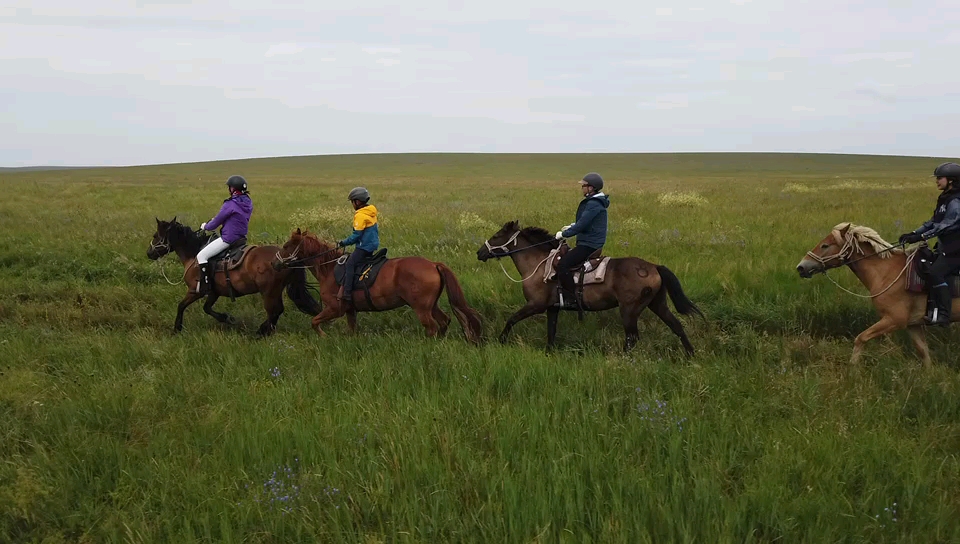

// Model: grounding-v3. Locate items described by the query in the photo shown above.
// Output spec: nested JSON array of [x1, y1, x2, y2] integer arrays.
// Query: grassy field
[[2, 152, 960, 542]]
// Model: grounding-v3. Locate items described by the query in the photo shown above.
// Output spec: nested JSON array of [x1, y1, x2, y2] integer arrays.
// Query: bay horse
[[146, 217, 321, 335], [273, 229, 483, 344], [476, 221, 703, 354], [796, 221, 958, 367]]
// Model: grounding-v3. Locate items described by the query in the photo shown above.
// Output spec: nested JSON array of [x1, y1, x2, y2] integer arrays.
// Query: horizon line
[[3, 149, 956, 171]]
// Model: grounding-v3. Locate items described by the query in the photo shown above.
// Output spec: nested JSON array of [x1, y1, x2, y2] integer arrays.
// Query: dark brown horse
[[147, 217, 321, 335], [477, 221, 703, 354], [274, 229, 483, 344]]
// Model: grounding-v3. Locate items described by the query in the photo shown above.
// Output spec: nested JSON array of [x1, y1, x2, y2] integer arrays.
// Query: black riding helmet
[[581, 172, 604, 191], [226, 175, 248, 193], [933, 162, 960, 181]]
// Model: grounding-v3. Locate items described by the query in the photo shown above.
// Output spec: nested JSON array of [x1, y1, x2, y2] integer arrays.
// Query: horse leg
[[906, 325, 932, 368], [499, 302, 548, 344], [851, 316, 900, 364], [619, 303, 642, 352], [649, 290, 695, 357], [346, 310, 358, 334], [174, 292, 204, 333], [432, 305, 451, 337], [257, 288, 285, 337], [414, 303, 441, 338], [202, 293, 233, 324], [311, 305, 344, 338], [546, 308, 560, 350]]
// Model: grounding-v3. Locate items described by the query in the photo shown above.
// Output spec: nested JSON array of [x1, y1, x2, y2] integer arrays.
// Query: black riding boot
[[925, 284, 952, 327], [197, 263, 212, 296], [557, 272, 579, 310]]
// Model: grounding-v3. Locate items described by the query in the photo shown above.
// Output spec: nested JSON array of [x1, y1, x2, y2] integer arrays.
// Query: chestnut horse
[[147, 217, 321, 335], [797, 221, 958, 367], [274, 229, 483, 344], [477, 221, 703, 354]]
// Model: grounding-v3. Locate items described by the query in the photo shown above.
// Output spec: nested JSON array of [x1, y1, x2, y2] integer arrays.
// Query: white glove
[[555, 231, 565, 240], [200, 222, 208, 230]]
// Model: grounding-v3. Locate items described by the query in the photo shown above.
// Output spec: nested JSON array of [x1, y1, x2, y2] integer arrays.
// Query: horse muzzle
[[796, 259, 820, 278]]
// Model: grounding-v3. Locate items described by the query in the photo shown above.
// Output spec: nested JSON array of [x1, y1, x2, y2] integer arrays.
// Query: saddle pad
[[542, 249, 610, 285], [581, 257, 611, 285], [905, 256, 960, 297]]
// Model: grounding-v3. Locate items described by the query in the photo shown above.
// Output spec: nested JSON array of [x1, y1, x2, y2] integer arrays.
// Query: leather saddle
[[906, 245, 960, 297], [210, 237, 257, 272], [551, 243, 604, 280], [334, 248, 389, 288]]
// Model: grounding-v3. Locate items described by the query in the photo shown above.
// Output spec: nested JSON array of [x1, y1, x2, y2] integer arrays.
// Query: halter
[[806, 228, 914, 299], [483, 230, 521, 257], [149, 236, 171, 255], [805, 228, 905, 273]]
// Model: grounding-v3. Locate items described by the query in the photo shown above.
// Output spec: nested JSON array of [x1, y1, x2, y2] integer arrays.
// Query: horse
[[796, 221, 958, 367], [476, 221, 703, 354], [146, 217, 321, 335], [273, 229, 483, 344]]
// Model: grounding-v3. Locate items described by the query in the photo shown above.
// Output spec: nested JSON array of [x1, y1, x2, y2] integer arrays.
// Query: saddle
[[905, 245, 960, 297], [544, 243, 612, 316], [334, 249, 390, 310], [544, 243, 611, 286], [209, 237, 257, 272], [204, 237, 257, 302]]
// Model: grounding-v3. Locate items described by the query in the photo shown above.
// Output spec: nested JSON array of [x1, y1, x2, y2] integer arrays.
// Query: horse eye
[[820, 244, 830, 249]]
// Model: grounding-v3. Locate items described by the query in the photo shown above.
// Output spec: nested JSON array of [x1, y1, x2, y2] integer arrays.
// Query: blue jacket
[[340, 204, 380, 252], [562, 193, 609, 249]]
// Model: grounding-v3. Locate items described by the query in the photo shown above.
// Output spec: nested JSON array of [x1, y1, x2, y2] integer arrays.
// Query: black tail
[[656, 265, 704, 319], [285, 267, 322, 315]]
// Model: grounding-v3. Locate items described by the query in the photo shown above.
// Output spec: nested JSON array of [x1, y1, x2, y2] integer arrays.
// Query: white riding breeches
[[197, 238, 231, 264]]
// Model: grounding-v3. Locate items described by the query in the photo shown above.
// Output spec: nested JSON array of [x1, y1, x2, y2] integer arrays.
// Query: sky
[[2, 0, 960, 167]]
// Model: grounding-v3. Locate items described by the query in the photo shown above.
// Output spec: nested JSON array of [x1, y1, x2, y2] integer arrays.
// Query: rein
[[275, 242, 342, 268], [483, 230, 561, 283], [808, 239, 915, 299]]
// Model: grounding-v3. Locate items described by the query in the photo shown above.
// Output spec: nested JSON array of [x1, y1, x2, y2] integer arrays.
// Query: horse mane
[[168, 221, 211, 256], [498, 221, 561, 250], [297, 231, 338, 256], [834, 222, 902, 259]]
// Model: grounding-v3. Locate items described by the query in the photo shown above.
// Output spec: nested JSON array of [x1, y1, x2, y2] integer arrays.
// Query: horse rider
[[337, 186, 380, 304], [196, 175, 253, 295], [899, 162, 960, 326], [554, 172, 610, 309]]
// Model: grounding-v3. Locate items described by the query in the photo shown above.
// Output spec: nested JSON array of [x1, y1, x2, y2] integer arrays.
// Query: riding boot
[[557, 273, 579, 310], [196, 263, 212, 296], [925, 284, 952, 327]]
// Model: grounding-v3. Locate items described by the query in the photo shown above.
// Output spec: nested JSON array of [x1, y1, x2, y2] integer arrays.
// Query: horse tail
[[656, 265, 704, 319], [285, 267, 322, 315], [435, 262, 484, 345]]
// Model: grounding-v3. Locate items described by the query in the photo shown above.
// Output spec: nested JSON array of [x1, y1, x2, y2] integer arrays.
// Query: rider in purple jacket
[[195, 175, 253, 295]]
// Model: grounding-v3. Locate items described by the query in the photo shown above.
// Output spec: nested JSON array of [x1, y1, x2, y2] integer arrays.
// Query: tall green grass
[[2, 153, 959, 542]]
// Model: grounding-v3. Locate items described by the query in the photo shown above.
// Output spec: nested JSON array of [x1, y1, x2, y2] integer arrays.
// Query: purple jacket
[[205, 194, 253, 243]]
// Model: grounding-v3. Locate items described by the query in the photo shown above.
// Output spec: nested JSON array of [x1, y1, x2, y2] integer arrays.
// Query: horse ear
[[155, 217, 160, 224], [172, 215, 178, 224], [295, 228, 301, 235]]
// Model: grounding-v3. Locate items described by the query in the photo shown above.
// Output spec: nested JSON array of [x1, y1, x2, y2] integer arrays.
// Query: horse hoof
[[225, 315, 238, 325]]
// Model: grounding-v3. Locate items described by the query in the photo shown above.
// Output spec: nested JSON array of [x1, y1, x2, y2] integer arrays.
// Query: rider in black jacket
[[899, 162, 960, 326]]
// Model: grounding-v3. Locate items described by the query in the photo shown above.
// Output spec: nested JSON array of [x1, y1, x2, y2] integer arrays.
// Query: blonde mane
[[832, 222, 903, 260]]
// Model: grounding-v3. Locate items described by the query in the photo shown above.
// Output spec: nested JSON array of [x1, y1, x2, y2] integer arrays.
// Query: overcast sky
[[3, 1, 960, 167]]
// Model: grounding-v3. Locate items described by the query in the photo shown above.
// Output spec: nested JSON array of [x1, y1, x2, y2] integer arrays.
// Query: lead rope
[[822, 250, 916, 299]]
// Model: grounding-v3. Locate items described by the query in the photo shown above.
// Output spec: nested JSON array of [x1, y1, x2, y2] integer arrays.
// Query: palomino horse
[[273, 229, 483, 344], [796, 221, 958, 367], [476, 221, 703, 354], [147, 217, 321, 335]]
